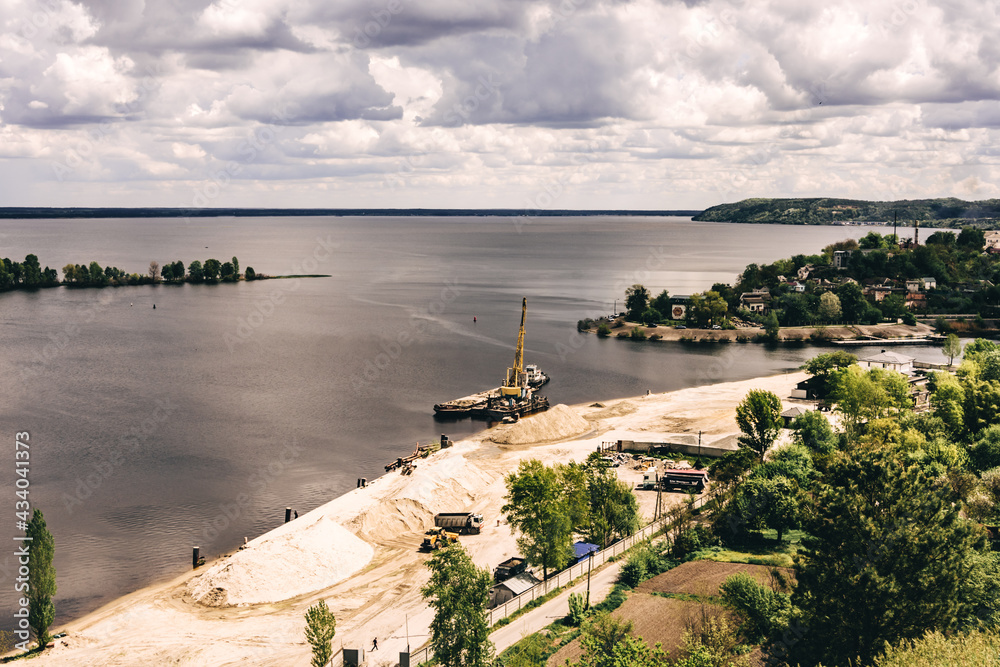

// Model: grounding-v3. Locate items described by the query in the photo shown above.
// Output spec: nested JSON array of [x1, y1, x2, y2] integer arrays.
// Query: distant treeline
[[694, 197, 1000, 228], [0, 207, 701, 219], [0, 254, 259, 293]]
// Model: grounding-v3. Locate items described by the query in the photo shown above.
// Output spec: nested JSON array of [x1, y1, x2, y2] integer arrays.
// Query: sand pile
[[585, 400, 638, 421], [489, 404, 591, 445], [347, 448, 497, 540], [188, 515, 374, 607]]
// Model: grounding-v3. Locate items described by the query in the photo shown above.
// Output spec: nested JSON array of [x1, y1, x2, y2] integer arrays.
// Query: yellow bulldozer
[[421, 526, 459, 551]]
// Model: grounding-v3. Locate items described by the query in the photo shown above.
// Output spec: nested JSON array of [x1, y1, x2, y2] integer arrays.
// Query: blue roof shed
[[573, 541, 599, 563]]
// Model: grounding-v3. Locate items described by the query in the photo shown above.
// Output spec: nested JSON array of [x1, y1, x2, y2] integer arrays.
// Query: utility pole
[[586, 548, 593, 608], [698, 430, 702, 460]]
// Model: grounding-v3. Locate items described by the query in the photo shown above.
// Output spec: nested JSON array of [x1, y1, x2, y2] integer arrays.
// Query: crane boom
[[501, 298, 527, 396]]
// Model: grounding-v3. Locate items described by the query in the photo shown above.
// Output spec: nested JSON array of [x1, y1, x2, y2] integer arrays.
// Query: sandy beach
[[24, 371, 808, 666]]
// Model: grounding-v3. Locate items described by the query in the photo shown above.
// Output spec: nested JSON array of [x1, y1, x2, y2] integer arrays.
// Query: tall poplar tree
[[26, 510, 56, 650]]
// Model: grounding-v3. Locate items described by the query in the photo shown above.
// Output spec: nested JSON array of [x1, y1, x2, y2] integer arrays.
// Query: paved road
[[489, 559, 625, 655]]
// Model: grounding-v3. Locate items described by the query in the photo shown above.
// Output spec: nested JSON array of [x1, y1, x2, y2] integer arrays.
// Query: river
[[0, 215, 946, 626]]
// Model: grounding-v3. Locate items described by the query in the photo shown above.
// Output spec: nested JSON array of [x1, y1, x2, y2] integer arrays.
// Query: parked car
[[711, 324, 721, 330], [675, 325, 687, 329]]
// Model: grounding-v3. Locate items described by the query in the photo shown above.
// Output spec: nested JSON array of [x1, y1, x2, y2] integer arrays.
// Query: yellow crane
[[500, 297, 527, 397]]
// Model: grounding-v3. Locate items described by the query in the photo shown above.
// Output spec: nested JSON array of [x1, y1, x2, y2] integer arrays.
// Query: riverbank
[[20, 372, 808, 666], [584, 320, 937, 344]]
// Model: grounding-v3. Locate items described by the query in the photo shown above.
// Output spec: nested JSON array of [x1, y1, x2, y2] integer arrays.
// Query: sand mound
[[348, 497, 434, 542], [188, 515, 374, 607], [489, 404, 590, 445], [585, 400, 638, 421]]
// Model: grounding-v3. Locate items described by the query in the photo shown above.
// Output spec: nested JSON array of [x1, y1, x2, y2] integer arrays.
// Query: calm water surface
[[0, 216, 945, 626]]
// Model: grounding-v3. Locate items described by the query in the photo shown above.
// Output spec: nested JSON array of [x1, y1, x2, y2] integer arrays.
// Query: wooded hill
[[694, 197, 1000, 227]]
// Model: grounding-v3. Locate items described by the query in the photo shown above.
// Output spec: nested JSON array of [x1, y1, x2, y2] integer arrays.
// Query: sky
[[1, 0, 999, 210]]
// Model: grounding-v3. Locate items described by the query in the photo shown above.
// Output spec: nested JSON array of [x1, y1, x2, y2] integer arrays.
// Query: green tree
[[203, 258, 222, 282], [22, 254, 42, 288], [231, 256, 240, 278], [763, 312, 780, 341], [502, 460, 574, 579], [790, 451, 995, 667], [735, 389, 783, 461], [640, 307, 661, 325], [830, 366, 912, 436], [245, 266, 256, 281], [421, 543, 493, 667], [26, 510, 56, 650], [89, 261, 107, 286], [188, 260, 204, 282], [881, 293, 908, 320], [930, 372, 966, 439], [790, 410, 836, 455], [585, 465, 640, 548], [836, 282, 866, 322], [970, 426, 1000, 473], [943, 334, 963, 366], [957, 227, 986, 250], [304, 599, 337, 667], [650, 289, 671, 318], [964, 338, 998, 361], [220, 261, 235, 280], [817, 291, 841, 322], [625, 284, 650, 321]]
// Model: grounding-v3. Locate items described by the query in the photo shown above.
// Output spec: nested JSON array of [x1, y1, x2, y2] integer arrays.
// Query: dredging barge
[[433, 298, 550, 420]]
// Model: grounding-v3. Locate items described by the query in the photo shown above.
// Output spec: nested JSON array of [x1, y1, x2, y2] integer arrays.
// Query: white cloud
[[0, 0, 998, 207]]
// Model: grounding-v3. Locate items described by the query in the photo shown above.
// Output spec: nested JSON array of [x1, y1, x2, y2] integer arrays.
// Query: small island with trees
[[0, 253, 328, 294]]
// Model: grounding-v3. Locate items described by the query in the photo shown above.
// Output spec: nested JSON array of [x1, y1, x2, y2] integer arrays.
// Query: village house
[[739, 288, 771, 313], [986, 230, 1000, 252], [860, 349, 914, 374], [858, 350, 930, 410]]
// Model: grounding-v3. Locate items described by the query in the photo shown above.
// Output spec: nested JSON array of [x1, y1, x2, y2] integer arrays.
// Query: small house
[[922, 277, 937, 290], [833, 250, 852, 269], [781, 405, 810, 427], [859, 350, 914, 375], [489, 572, 541, 608]]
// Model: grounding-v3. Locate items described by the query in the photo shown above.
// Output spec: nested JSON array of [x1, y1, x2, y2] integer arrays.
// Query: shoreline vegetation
[[694, 196, 1000, 228], [583, 227, 1000, 345], [0, 253, 329, 295]]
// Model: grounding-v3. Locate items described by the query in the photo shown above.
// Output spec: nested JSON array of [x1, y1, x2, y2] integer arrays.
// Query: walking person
[[371, 637, 378, 651]]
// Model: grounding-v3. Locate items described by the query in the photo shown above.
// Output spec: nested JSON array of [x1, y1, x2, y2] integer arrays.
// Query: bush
[[577, 318, 596, 331], [649, 333, 662, 341], [719, 572, 792, 643], [629, 326, 647, 340], [596, 322, 611, 337], [672, 526, 719, 560], [567, 592, 588, 625], [612, 317, 625, 329]]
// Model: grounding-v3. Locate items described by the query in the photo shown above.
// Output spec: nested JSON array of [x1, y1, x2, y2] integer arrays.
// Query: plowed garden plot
[[636, 560, 795, 597], [546, 594, 708, 666]]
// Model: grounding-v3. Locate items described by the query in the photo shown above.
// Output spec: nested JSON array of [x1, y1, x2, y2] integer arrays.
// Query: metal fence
[[408, 493, 711, 666]]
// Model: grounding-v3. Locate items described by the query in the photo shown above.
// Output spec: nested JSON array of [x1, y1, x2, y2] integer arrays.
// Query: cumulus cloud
[[0, 0, 999, 207]]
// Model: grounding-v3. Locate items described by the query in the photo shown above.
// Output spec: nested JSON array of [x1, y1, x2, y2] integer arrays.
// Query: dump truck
[[661, 469, 710, 492], [421, 527, 459, 551], [434, 512, 484, 535], [493, 556, 527, 582]]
